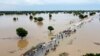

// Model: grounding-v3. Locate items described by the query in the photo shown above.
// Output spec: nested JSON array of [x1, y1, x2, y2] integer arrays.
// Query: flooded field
[[47, 13, 100, 56], [0, 12, 100, 56]]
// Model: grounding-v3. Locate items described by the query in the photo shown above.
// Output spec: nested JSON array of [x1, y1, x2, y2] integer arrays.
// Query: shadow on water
[[93, 42, 100, 45], [17, 39, 29, 50]]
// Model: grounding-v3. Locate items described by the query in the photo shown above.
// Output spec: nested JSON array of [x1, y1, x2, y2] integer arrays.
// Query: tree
[[83, 53, 100, 56], [34, 17, 38, 21], [29, 15, 33, 20], [49, 13, 52, 20], [48, 26, 54, 33], [16, 27, 28, 39], [89, 12, 96, 16], [79, 14, 85, 19], [13, 17, 18, 21], [59, 52, 69, 56], [37, 17, 43, 22]]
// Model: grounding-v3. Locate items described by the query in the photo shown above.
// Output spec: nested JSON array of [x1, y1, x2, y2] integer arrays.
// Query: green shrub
[[34, 17, 38, 21]]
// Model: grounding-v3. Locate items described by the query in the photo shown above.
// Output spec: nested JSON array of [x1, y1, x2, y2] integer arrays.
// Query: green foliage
[[84, 15, 88, 18], [29, 15, 33, 19], [34, 17, 37, 20], [83, 53, 100, 56], [13, 17, 18, 21], [79, 14, 88, 19], [59, 52, 69, 56], [48, 26, 54, 32], [16, 27, 28, 39], [37, 17, 43, 21], [89, 12, 96, 16], [79, 14, 85, 19]]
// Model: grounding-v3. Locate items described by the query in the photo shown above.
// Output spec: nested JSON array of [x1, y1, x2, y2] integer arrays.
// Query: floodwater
[[0, 13, 100, 56], [0, 13, 79, 56], [47, 13, 100, 56]]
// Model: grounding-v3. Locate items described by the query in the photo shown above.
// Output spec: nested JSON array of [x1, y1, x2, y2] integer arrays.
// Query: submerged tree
[[29, 15, 33, 21], [16, 27, 28, 39], [83, 53, 100, 56], [79, 14, 88, 20], [79, 14, 85, 19], [13, 17, 18, 21], [34, 17, 38, 21], [59, 52, 69, 56], [49, 13, 52, 20], [48, 26, 54, 33], [89, 12, 96, 16], [37, 17, 44, 22]]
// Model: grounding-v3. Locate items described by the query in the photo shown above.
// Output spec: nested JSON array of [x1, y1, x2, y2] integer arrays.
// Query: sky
[[0, 0, 100, 11]]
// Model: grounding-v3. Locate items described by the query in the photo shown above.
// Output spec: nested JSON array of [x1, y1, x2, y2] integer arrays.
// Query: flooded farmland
[[0, 12, 100, 56]]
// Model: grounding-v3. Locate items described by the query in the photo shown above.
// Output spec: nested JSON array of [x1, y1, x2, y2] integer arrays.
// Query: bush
[[34, 17, 38, 21], [16, 27, 28, 39]]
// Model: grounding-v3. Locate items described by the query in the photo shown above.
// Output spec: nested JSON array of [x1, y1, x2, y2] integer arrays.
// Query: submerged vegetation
[[16, 27, 28, 39], [13, 17, 18, 21], [0, 10, 99, 56], [37, 17, 44, 22], [79, 14, 88, 19], [83, 53, 100, 56], [48, 26, 54, 33], [29, 15, 33, 21], [59, 52, 69, 56], [89, 12, 96, 16]]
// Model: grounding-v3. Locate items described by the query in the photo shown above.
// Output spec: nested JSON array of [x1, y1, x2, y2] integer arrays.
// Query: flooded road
[[0, 13, 100, 56], [47, 13, 100, 56]]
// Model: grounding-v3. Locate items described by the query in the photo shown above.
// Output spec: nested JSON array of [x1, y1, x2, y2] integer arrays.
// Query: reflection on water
[[37, 22, 43, 26], [17, 39, 28, 50], [93, 42, 100, 45]]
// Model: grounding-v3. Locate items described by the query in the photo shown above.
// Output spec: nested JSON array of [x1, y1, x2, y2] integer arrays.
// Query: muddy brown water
[[0, 13, 100, 56]]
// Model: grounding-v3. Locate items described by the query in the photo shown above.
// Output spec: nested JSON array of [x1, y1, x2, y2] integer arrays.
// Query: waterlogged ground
[[47, 13, 100, 56], [0, 13, 100, 56], [0, 13, 79, 56]]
